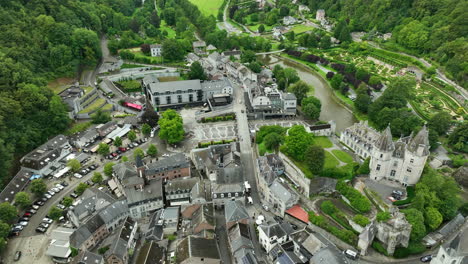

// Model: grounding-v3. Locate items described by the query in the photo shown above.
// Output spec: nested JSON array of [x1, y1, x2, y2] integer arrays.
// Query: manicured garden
[[115, 80, 142, 93], [314, 136, 333, 148], [331, 149, 354, 163]]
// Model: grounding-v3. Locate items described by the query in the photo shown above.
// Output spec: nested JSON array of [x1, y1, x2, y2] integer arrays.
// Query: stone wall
[[278, 152, 310, 197]]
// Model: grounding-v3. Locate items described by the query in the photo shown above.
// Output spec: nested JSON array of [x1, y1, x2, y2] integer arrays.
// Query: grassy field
[[314, 136, 333, 148], [158, 76, 182, 82], [78, 98, 106, 114], [291, 24, 315, 34], [48, 77, 75, 94], [160, 20, 176, 38], [189, 0, 224, 17], [324, 151, 340, 168], [331, 150, 354, 163], [65, 121, 92, 135]]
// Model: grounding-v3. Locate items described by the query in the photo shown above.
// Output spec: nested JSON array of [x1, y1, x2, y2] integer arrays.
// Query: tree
[[67, 158, 81, 172], [128, 130, 137, 142], [147, 144, 158, 157], [62, 197, 73, 207], [71, 28, 101, 66], [140, 43, 151, 55], [321, 201, 336, 215], [425, 207, 443, 230], [150, 11, 161, 28], [49, 206, 63, 221], [263, 133, 283, 152], [14, 192, 31, 209], [428, 112, 452, 135], [302, 96, 321, 120], [319, 35, 331, 49], [241, 50, 256, 63], [330, 74, 344, 90], [158, 109, 185, 144], [305, 145, 325, 174], [282, 68, 300, 89], [122, 156, 129, 162], [141, 124, 152, 137], [0, 202, 17, 223], [356, 158, 370, 175], [98, 143, 110, 156], [114, 136, 122, 147], [92, 172, 103, 184], [376, 211, 391, 222], [31, 179, 47, 196], [288, 81, 311, 104], [162, 39, 185, 61], [448, 121, 467, 153], [258, 24, 265, 33], [103, 162, 115, 177], [248, 62, 262, 73], [134, 148, 145, 160], [353, 214, 370, 227], [281, 125, 314, 161], [355, 85, 372, 113], [75, 183, 89, 196], [403, 208, 426, 241], [188, 61, 207, 80], [0, 220, 10, 238], [141, 109, 160, 127], [92, 109, 111, 124]]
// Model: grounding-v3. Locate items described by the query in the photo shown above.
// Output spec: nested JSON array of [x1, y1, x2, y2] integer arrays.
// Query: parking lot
[[364, 178, 406, 204], [249, 119, 309, 131], [193, 122, 237, 141]]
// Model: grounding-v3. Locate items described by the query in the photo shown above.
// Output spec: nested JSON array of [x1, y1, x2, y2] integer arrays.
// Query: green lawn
[[331, 150, 354, 163], [65, 121, 92, 135], [189, 0, 223, 17], [324, 151, 340, 168], [291, 24, 315, 34], [314, 136, 333, 148], [160, 20, 176, 38], [82, 86, 93, 95], [78, 98, 106, 114]]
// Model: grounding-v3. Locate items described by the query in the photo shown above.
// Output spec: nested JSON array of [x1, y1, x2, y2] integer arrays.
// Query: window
[[155, 97, 160, 105], [390, 170, 396, 177], [177, 95, 182, 103], [220, 194, 224, 198], [376, 164, 381, 171], [407, 167, 412, 172], [189, 94, 193, 102], [410, 158, 414, 163], [228, 193, 231, 198], [380, 154, 383, 158], [166, 96, 171, 104]]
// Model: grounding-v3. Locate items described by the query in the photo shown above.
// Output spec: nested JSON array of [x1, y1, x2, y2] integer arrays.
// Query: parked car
[[89, 164, 97, 170], [47, 190, 55, 196], [132, 142, 139, 147], [19, 217, 29, 222], [18, 221, 28, 226], [27, 209, 37, 214], [36, 227, 46, 233], [111, 152, 118, 157], [61, 181, 69, 187], [116, 149, 122, 154], [420, 255, 432, 262], [43, 218, 53, 224], [44, 193, 52, 199], [70, 193, 78, 198], [55, 184, 64, 190], [41, 197, 48, 202], [32, 205, 40, 210], [23, 212, 32, 217], [12, 225, 23, 231], [344, 249, 359, 260], [262, 204, 269, 211], [118, 147, 127, 152], [51, 187, 60, 193], [14, 251, 21, 261], [57, 204, 66, 210], [74, 173, 82, 179], [40, 223, 50, 229]]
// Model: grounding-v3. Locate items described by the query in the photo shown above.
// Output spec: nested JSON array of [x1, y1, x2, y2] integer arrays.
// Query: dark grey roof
[[70, 214, 105, 248], [408, 125, 430, 156], [283, 93, 296, 100], [217, 166, 244, 184], [375, 126, 395, 152], [113, 162, 138, 181], [145, 153, 189, 174], [310, 177, 337, 194], [148, 80, 202, 94], [176, 236, 220, 263], [310, 247, 342, 264], [0, 168, 33, 203], [21, 135, 68, 170], [150, 44, 162, 48], [147, 210, 164, 241], [165, 178, 199, 194], [225, 201, 249, 223], [439, 214, 465, 237], [125, 178, 163, 206], [76, 251, 103, 264], [98, 200, 128, 225], [136, 241, 166, 264], [260, 222, 287, 239]]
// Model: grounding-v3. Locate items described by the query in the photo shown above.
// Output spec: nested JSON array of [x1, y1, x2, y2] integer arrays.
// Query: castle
[[340, 121, 430, 186]]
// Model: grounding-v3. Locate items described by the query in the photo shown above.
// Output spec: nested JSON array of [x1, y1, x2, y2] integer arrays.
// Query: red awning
[[286, 204, 309, 223]]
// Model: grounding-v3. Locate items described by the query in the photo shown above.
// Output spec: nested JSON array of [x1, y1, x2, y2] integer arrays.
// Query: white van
[[247, 196, 253, 204], [344, 249, 358, 260]]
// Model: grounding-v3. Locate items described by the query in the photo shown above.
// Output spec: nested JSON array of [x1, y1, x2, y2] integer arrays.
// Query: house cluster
[[340, 121, 430, 186], [58, 85, 101, 119], [142, 73, 233, 110]]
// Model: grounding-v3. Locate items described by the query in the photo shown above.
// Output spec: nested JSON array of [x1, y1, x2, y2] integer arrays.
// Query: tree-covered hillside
[[0, 0, 140, 187], [305, 0, 468, 88]]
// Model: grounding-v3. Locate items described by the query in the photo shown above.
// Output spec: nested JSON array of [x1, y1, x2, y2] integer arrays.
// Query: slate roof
[[148, 80, 202, 94], [193, 41, 206, 48], [125, 178, 163, 206], [309, 177, 337, 194], [98, 200, 128, 226], [136, 241, 166, 264], [165, 178, 199, 194], [145, 153, 190, 174], [375, 126, 395, 152], [225, 200, 249, 223], [0, 168, 33, 203], [70, 214, 105, 248], [75, 251, 104, 264], [310, 247, 342, 264], [408, 125, 430, 156], [260, 222, 287, 239], [270, 179, 297, 206], [217, 166, 244, 184], [176, 236, 220, 263], [113, 162, 137, 181], [439, 213, 465, 237]]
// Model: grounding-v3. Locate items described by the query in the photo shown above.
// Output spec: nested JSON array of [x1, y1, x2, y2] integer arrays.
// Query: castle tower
[[370, 125, 395, 181], [400, 125, 430, 185]]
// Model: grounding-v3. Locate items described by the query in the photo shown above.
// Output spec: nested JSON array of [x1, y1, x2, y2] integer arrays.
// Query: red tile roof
[[286, 204, 309, 223]]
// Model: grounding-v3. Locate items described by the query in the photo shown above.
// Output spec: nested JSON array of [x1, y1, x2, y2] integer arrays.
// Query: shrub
[[376, 211, 391, 222], [372, 241, 389, 256], [393, 242, 426, 258], [336, 181, 371, 213], [321, 201, 337, 215], [353, 214, 370, 227]]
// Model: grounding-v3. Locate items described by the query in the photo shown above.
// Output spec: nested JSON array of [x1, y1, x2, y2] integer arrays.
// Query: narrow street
[[214, 209, 232, 264]]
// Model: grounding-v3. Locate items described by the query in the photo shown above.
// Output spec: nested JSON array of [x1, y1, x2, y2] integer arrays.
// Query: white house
[[430, 227, 468, 264], [150, 44, 162, 57], [341, 121, 430, 186], [258, 222, 288, 253]]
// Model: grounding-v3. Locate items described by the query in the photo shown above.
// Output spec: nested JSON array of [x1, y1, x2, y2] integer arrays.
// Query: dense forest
[[0, 0, 142, 188], [304, 0, 468, 88]]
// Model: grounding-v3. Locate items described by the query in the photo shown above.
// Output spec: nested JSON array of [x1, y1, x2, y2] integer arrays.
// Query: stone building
[[341, 121, 430, 186], [358, 210, 411, 256], [316, 9, 326, 21], [430, 227, 468, 264]]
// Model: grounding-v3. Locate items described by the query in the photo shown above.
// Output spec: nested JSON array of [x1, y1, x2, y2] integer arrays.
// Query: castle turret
[[401, 125, 430, 185], [370, 125, 395, 181], [407, 125, 430, 157]]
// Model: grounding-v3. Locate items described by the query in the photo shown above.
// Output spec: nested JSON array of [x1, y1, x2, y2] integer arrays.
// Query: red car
[[23, 212, 31, 217], [118, 147, 127, 152], [111, 152, 118, 157]]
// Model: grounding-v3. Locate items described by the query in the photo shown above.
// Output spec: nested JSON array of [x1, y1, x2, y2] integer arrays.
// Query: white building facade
[[150, 44, 162, 57], [341, 121, 430, 186]]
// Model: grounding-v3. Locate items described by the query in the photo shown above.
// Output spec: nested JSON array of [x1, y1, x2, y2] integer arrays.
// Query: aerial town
[[0, 0, 466, 264]]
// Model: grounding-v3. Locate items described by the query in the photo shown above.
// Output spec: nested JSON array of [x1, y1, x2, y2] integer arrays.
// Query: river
[[259, 55, 357, 132]]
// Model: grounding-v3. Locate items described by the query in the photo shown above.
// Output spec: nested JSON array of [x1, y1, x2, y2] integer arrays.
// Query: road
[[217, 0, 242, 35], [214, 209, 232, 264]]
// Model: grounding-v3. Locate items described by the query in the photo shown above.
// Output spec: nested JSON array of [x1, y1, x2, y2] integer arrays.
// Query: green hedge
[[309, 213, 357, 245], [336, 181, 371, 213], [393, 242, 426, 258], [198, 139, 236, 148], [372, 241, 389, 256], [201, 114, 236, 123]]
